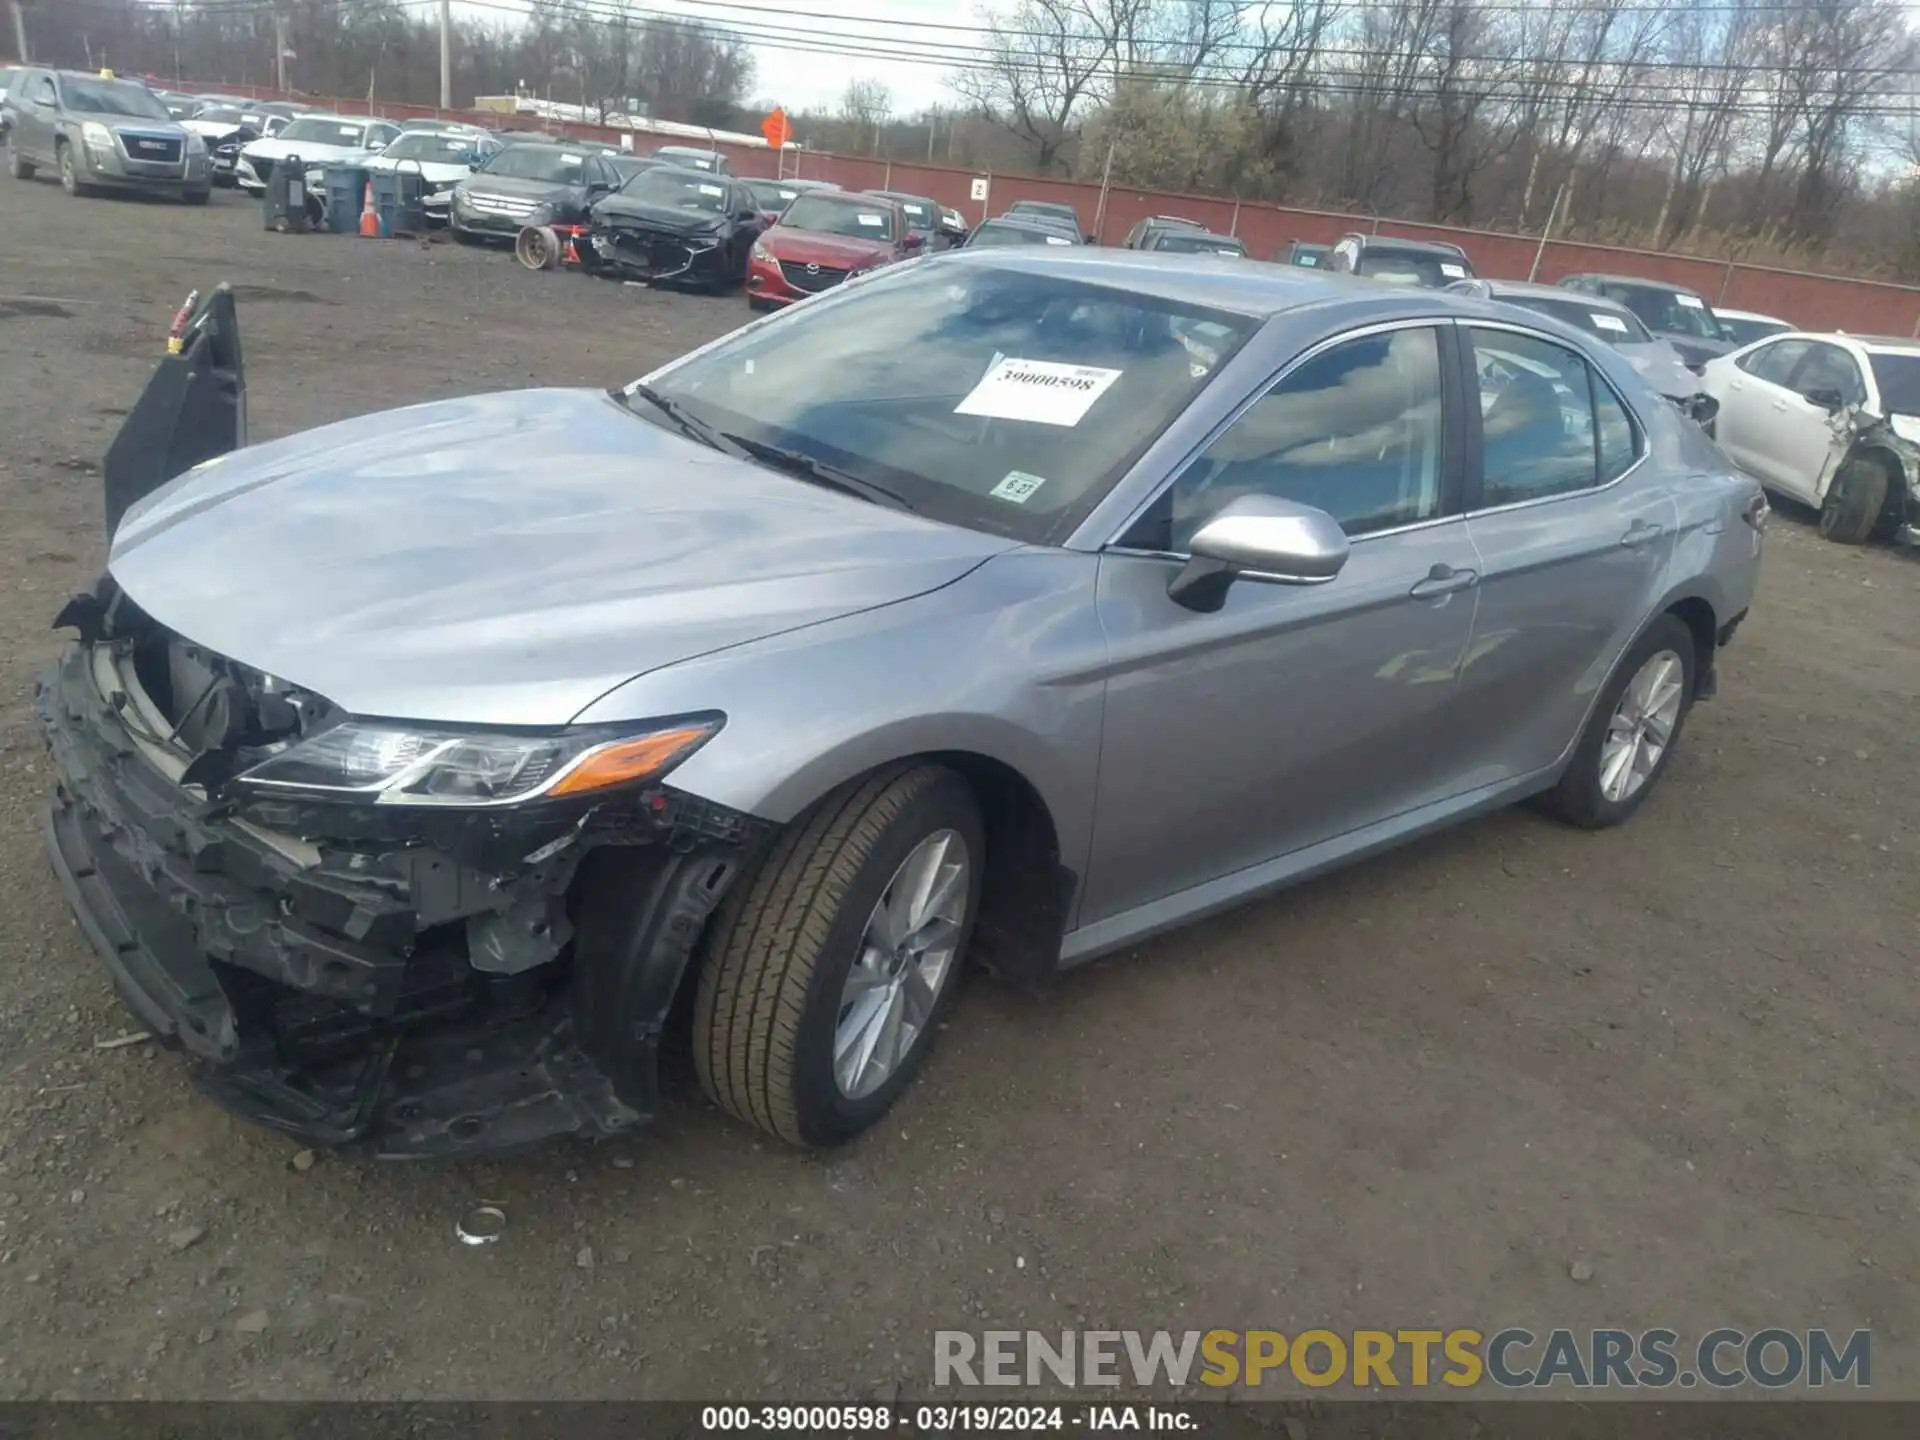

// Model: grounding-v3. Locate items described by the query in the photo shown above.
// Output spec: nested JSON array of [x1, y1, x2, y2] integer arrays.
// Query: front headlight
[[81, 121, 114, 149], [237, 716, 721, 807], [184, 130, 206, 155], [751, 241, 770, 262]]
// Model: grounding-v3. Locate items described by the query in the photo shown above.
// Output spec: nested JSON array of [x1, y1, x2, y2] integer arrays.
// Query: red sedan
[[747, 191, 924, 311]]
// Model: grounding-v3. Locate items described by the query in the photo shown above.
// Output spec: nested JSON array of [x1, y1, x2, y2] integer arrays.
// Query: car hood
[[1613, 339, 1701, 399], [458, 173, 583, 202], [107, 388, 1014, 728], [1659, 330, 1735, 367], [81, 111, 186, 137], [181, 117, 249, 140], [763, 226, 895, 267], [365, 155, 472, 184], [242, 136, 367, 164], [590, 196, 725, 233]]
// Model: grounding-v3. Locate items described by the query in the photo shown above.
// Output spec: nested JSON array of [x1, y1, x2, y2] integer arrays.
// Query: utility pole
[[273, 10, 287, 93], [11, 0, 29, 64], [438, 0, 451, 111]]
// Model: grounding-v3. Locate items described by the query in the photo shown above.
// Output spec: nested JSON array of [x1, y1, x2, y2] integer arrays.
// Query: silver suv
[[39, 257, 1766, 1159], [4, 69, 210, 203]]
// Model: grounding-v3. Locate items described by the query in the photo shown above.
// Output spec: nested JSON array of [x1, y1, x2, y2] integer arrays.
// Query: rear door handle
[[1621, 521, 1666, 549], [1409, 563, 1478, 598]]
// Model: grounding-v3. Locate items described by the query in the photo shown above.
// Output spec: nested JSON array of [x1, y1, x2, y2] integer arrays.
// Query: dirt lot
[[0, 174, 1915, 1405]]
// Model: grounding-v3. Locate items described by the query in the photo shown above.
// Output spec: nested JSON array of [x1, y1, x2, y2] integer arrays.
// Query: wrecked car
[[40, 264, 1763, 1159], [1701, 332, 1920, 544], [584, 166, 765, 288]]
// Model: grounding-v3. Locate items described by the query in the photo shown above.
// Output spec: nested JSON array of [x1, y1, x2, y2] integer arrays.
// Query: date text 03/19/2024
[[699, 1406, 1192, 1432]]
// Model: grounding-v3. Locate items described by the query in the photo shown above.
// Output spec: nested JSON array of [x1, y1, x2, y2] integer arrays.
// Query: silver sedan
[[39, 254, 1766, 1158]]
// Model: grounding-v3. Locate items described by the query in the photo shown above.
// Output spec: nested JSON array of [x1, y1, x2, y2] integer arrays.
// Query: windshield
[[383, 133, 475, 162], [781, 194, 895, 240], [1719, 314, 1791, 346], [480, 146, 586, 182], [1507, 295, 1653, 346], [1869, 354, 1920, 416], [1011, 202, 1076, 225], [640, 264, 1259, 545], [59, 78, 171, 120], [278, 117, 367, 147], [620, 167, 730, 213], [657, 149, 717, 171], [1606, 285, 1719, 339], [969, 222, 1071, 249], [745, 179, 799, 211], [888, 197, 937, 232], [1355, 252, 1468, 288], [1156, 232, 1245, 256]]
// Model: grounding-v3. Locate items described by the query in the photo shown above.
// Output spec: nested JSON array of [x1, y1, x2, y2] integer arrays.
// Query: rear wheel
[[1818, 456, 1888, 544], [182, 187, 210, 206], [1543, 614, 1696, 830], [694, 765, 982, 1147]]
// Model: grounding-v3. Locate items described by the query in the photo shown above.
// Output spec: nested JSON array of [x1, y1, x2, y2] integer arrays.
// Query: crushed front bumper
[[586, 224, 725, 285], [36, 636, 760, 1158]]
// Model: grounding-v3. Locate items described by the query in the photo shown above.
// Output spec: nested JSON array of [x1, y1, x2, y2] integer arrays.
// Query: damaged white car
[[1701, 332, 1920, 544]]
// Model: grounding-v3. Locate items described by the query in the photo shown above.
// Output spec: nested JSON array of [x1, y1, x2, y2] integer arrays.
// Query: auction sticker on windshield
[[857, 212, 884, 227], [955, 358, 1123, 427], [1591, 313, 1629, 333], [1441, 263, 1466, 277], [699, 183, 724, 196], [1676, 294, 1705, 308], [989, 470, 1048, 503]]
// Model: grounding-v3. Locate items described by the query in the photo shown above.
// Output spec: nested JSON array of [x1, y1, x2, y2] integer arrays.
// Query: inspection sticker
[[1591, 313, 1630, 334], [1676, 293, 1705, 308], [955, 358, 1123, 426], [990, 470, 1048, 503]]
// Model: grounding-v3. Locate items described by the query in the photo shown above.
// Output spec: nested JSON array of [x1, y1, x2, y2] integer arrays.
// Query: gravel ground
[[0, 175, 1915, 1404]]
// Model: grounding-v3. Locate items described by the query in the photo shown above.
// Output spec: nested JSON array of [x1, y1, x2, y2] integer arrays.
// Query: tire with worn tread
[[694, 764, 983, 1147], [1818, 456, 1888, 545], [1543, 613, 1696, 830]]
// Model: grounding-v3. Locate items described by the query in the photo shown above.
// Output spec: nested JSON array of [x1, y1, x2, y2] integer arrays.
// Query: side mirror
[[1167, 494, 1350, 612], [1802, 386, 1845, 413]]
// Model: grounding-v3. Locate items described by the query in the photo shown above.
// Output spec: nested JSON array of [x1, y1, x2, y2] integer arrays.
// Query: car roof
[[1010, 198, 1076, 211], [937, 246, 1490, 318], [1481, 278, 1633, 309], [1349, 234, 1467, 259], [868, 189, 935, 205], [979, 214, 1080, 238], [1714, 307, 1788, 324], [1160, 230, 1244, 246]]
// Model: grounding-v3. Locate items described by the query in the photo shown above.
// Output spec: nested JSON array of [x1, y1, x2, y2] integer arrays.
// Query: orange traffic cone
[[358, 180, 379, 238], [563, 233, 580, 265]]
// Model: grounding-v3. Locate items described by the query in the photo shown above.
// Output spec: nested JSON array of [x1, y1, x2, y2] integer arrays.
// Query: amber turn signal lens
[[547, 725, 716, 797]]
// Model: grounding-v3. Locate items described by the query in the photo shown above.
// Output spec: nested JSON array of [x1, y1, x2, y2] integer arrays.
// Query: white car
[[1714, 307, 1793, 349], [331, 127, 500, 224], [234, 114, 400, 193], [1701, 332, 1920, 544]]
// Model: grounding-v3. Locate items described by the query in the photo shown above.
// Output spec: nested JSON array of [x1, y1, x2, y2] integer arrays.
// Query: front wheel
[[694, 765, 983, 1147], [1819, 456, 1888, 544], [58, 143, 90, 196], [7, 140, 32, 180], [1543, 614, 1697, 830]]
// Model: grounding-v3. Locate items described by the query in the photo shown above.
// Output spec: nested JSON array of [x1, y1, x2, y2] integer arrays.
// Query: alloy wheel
[[832, 828, 970, 1100], [1599, 648, 1686, 803]]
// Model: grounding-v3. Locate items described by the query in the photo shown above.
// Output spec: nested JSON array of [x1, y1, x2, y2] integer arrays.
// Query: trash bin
[[262, 152, 311, 233], [371, 164, 428, 237], [324, 165, 371, 234]]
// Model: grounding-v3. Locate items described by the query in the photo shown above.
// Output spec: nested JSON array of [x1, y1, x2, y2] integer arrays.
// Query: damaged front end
[[585, 214, 727, 286], [1811, 403, 1920, 545], [39, 291, 765, 1157]]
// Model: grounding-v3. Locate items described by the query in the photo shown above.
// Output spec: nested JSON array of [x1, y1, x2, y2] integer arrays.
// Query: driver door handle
[[1409, 563, 1477, 598], [1621, 520, 1666, 549]]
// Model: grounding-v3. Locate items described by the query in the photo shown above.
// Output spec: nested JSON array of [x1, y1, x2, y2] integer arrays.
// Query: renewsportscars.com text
[[934, 1328, 1870, 1390]]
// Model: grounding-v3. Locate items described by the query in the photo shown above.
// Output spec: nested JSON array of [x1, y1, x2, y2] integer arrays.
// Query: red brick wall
[[209, 85, 1920, 336]]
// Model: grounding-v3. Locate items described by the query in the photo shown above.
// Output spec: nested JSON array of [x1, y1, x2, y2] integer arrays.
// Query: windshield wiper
[[718, 432, 915, 512], [623, 383, 744, 457]]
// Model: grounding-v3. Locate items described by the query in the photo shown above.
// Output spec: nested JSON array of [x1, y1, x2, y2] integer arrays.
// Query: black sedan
[[584, 166, 765, 289]]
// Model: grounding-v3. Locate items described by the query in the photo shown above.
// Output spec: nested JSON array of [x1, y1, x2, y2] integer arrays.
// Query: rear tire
[[693, 765, 983, 1147], [1819, 456, 1888, 544], [182, 187, 210, 206], [1543, 614, 1697, 830]]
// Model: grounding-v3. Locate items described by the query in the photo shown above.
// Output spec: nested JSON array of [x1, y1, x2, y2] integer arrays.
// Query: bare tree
[[951, 0, 1116, 172]]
